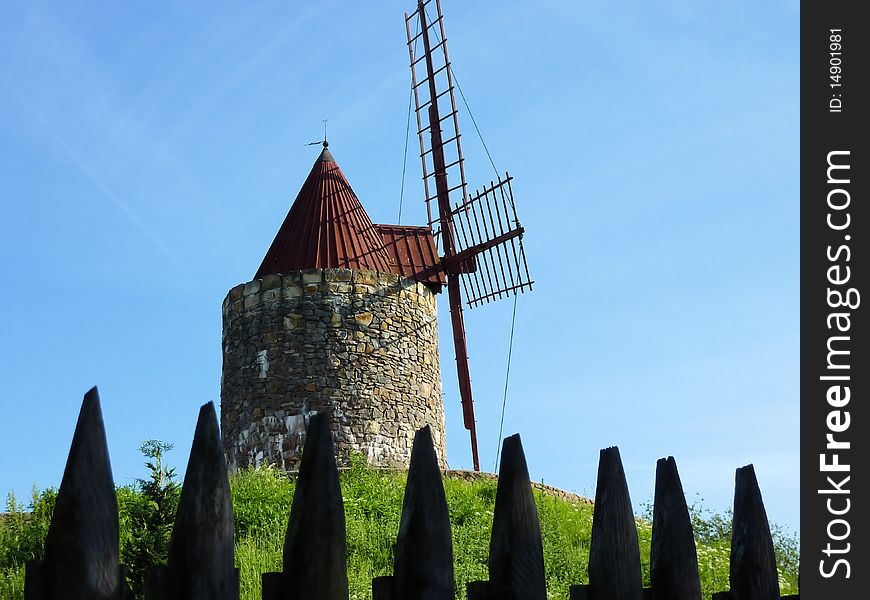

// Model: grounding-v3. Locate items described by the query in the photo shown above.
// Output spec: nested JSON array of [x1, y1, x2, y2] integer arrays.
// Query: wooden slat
[[260, 574, 283, 600], [650, 457, 701, 600], [371, 576, 393, 600], [728, 465, 781, 600], [146, 402, 239, 599], [487, 434, 547, 600], [390, 425, 454, 599], [25, 387, 127, 600], [466, 581, 490, 600], [588, 447, 644, 600], [261, 412, 348, 600], [23, 388, 798, 598]]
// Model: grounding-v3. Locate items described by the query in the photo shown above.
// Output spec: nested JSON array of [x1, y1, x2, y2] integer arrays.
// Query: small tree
[[119, 440, 180, 598]]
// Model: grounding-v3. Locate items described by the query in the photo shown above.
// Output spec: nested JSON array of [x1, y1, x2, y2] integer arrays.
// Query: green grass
[[0, 460, 799, 599]]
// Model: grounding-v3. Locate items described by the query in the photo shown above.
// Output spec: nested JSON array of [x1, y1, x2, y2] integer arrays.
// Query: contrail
[[55, 137, 180, 265], [26, 107, 181, 266]]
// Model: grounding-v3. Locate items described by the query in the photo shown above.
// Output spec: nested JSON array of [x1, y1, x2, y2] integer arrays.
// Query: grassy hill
[[1, 458, 799, 599]]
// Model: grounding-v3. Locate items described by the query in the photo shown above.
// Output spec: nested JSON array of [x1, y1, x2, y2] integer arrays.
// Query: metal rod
[[450, 176, 512, 215], [420, 133, 460, 157], [491, 174, 518, 290], [506, 176, 533, 288], [476, 187, 504, 302], [411, 40, 446, 65], [417, 108, 456, 134], [468, 185, 499, 304], [453, 207, 485, 303], [468, 282, 533, 306], [497, 173, 524, 291], [413, 63, 449, 89], [405, 13, 433, 232], [415, 85, 455, 112], [406, 15, 443, 44], [441, 227, 525, 270], [440, 156, 464, 171], [485, 179, 513, 295], [436, 0, 470, 205]]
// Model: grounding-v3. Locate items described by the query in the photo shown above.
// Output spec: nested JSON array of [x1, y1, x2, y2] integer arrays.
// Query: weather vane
[[307, 119, 328, 147]]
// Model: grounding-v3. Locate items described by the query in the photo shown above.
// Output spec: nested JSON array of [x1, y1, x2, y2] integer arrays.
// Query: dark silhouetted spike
[[372, 576, 394, 600], [588, 447, 644, 600], [263, 412, 348, 600], [729, 465, 780, 600], [392, 425, 454, 599], [23, 565, 45, 599], [26, 387, 126, 600], [145, 566, 167, 600], [487, 434, 546, 600], [466, 581, 490, 600], [650, 457, 701, 600], [261, 573, 283, 600], [147, 402, 239, 600], [569, 584, 590, 600]]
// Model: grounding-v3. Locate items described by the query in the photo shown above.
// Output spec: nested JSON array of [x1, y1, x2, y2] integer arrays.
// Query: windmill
[[404, 0, 533, 471]]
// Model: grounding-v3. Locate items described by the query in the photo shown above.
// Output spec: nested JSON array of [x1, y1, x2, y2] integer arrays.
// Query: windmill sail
[[404, 0, 468, 236], [404, 0, 533, 471], [405, 0, 533, 309], [449, 174, 533, 308]]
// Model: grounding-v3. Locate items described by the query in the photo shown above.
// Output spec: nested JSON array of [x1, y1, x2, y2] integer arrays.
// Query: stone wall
[[445, 471, 593, 505], [220, 268, 446, 471]]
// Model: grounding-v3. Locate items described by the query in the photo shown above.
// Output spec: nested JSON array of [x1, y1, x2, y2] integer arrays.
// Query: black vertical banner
[[801, 2, 869, 598]]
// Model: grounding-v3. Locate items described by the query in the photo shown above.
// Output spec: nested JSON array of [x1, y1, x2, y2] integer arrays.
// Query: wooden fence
[[24, 388, 799, 600]]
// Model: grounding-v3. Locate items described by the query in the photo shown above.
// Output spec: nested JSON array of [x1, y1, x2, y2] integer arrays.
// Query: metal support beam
[[418, 0, 479, 471]]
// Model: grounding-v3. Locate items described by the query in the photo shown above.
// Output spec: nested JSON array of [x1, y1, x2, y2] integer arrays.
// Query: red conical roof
[[255, 145, 394, 278]]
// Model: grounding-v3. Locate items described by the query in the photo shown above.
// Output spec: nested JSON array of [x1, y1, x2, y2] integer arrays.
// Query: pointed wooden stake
[[391, 425, 454, 599], [650, 457, 701, 600], [466, 581, 490, 600], [487, 434, 546, 600], [263, 412, 348, 600], [25, 387, 126, 600], [147, 402, 239, 599], [729, 465, 781, 600], [371, 576, 393, 600], [588, 446, 644, 600]]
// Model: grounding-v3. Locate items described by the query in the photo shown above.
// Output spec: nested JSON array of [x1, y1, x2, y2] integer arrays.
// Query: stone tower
[[221, 144, 448, 470]]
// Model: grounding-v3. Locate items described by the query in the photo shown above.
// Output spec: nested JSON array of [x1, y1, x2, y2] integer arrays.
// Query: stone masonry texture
[[221, 268, 446, 470]]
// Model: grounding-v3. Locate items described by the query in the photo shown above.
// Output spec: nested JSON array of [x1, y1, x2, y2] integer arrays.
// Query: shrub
[[118, 440, 181, 596]]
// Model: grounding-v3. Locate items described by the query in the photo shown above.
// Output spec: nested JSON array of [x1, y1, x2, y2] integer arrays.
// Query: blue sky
[[0, 1, 799, 535]]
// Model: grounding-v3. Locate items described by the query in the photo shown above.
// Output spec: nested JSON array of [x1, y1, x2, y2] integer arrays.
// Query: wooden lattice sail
[[404, 0, 533, 469]]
